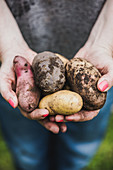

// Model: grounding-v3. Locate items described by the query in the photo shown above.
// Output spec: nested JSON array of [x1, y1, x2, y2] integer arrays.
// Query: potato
[[32, 51, 66, 94], [55, 53, 71, 90], [39, 90, 83, 115], [13, 56, 40, 112], [66, 58, 107, 110], [55, 53, 69, 66]]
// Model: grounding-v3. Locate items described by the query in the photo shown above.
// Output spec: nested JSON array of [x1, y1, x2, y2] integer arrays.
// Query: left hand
[[54, 0, 113, 123], [52, 31, 113, 122], [49, 109, 99, 122], [65, 36, 113, 122]]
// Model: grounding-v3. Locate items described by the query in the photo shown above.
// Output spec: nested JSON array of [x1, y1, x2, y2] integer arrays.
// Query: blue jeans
[[0, 87, 113, 170]]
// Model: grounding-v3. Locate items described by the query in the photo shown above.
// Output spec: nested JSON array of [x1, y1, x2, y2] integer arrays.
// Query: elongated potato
[[39, 90, 83, 115], [13, 56, 40, 112]]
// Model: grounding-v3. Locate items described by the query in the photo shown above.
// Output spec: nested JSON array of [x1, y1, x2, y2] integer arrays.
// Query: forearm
[[86, 0, 113, 53], [0, 0, 29, 62]]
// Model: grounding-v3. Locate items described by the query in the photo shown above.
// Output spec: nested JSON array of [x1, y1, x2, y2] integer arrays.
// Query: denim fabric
[[0, 87, 113, 170]]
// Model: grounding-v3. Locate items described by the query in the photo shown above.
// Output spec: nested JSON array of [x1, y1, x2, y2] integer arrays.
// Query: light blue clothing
[[0, 87, 113, 170]]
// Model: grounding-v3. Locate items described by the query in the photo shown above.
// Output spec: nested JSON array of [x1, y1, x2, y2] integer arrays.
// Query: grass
[[86, 112, 113, 170], [0, 113, 113, 170], [0, 131, 15, 170]]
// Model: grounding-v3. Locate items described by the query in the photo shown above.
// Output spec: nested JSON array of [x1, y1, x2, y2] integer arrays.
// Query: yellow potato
[[39, 95, 54, 115], [55, 53, 69, 66], [39, 90, 83, 115], [55, 53, 71, 90]]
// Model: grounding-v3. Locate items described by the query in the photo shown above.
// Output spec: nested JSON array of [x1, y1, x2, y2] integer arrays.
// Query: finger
[[19, 107, 49, 120], [49, 116, 55, 122], [65, 110, 99, 122], [0, 78, 18, 108], [97, 60, 113, 92], [59, 122, 67, 133], [65, 112, 84, 121], [55, 115, 65, 122], [97, 70, 113, 92], [39, 119, 60, 134]]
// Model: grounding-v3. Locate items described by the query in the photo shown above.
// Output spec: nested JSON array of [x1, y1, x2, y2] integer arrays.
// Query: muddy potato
[[39, 90, 83, 115], [32, 51, 66, 94], [66, 58, 107, 110]]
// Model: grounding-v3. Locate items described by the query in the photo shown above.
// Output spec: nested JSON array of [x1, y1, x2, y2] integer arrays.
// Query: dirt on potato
[[13, 56, 40, 112], [66, 58, 107, 110], [32, 51, 66, 94]]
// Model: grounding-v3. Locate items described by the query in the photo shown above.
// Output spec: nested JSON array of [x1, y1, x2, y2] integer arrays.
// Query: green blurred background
[[0, 113, 113, 170]]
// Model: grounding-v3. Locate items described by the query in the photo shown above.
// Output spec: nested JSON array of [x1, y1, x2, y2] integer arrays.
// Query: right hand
[[0, 48, 67, 134]]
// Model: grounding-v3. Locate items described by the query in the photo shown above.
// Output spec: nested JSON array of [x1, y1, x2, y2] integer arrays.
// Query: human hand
[[0, 48, 67, 133], [65, 0, 113, 122], [0, 0, 67, 133], [65, 36, 113, 122]]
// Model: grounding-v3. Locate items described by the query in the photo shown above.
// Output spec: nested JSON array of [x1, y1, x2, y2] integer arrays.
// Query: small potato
[[55, 53, 69, 66], [55, 53, 71, 90], [32, 51, 66, 94], [66, 58, 107, 110], [13, 56, 40, 112], [39, 90, 83, 115]]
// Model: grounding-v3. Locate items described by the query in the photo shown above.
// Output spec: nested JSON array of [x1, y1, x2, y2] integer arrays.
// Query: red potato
[[13, 56, 40, 112]]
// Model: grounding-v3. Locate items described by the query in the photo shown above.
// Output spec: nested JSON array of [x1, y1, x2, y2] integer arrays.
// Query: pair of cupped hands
[[0, 37, 113, 134]]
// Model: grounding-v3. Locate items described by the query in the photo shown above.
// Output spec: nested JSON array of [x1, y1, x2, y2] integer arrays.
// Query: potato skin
[[32, 51, 66, 94], [55, 53, 71, 90], [13, 56, 40, 112], [38, 95, 55, 115], [55, 53, 69, 66], [39, 90, 83, 115], [66, 58, 107, 110]]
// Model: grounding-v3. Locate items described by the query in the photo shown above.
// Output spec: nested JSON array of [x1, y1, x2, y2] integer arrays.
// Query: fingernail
[[57, 120, 64, 122], [8, 99, 15, 108], [43, 113, 49, 117], [98, 80, 108, 92], [51, 127, 59, 134], [61, 127, 67, 133]]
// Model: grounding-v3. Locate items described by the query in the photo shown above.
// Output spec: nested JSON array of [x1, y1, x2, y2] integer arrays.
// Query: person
[[0, 0, 113, 169]]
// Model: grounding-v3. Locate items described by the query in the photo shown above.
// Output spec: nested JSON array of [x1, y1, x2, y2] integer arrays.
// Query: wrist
[[86, 0, 113, 53], [0, 0, 37, 64]]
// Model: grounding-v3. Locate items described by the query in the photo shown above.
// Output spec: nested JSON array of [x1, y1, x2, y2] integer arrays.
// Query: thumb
[[0, 79, 18, 108], [97, 71, 113, 92]]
